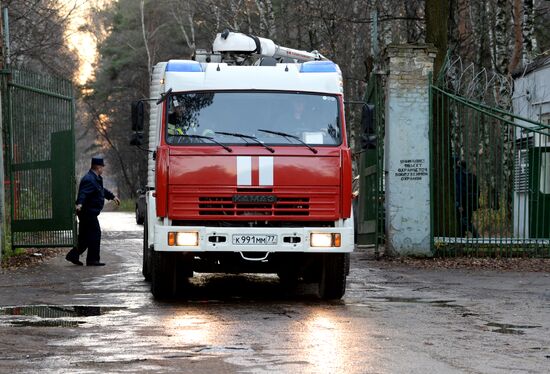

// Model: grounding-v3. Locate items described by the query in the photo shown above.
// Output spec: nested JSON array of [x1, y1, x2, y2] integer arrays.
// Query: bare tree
[[255, 0, 276, 38], [140, 0, 152, 81], [170, 0, 196, 50], [2, 0, 78, 77], [522, 0, 538, 65], [494, 0, 511, 76]]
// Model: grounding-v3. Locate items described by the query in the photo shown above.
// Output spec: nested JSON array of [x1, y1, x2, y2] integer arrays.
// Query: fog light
[[310, 233, 341, 247], [168, 232, 199, 246]]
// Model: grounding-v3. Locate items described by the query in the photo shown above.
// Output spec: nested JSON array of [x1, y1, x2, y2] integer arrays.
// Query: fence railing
[[356, 72, 385, 254], [1, 69, 76, 249], [430, 86, 550, 257]]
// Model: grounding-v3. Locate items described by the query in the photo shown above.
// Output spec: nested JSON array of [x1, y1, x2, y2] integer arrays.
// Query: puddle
[[0, 305, 124, 318], [9, 320, 86, 328], [378, 296, 423, 303], [194, 346, 253, 354], [370, 296, 458, 306], [0, 305, 125, 327], [487, 322, 541, 335]]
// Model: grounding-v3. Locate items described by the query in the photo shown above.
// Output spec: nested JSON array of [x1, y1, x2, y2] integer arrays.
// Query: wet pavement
[[0, 212, 549, 373]]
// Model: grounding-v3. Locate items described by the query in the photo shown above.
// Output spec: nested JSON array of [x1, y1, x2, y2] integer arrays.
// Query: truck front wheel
[[151, 250, 177, 299], [142, 213, 152, 281], [318, 253, 347, 300]]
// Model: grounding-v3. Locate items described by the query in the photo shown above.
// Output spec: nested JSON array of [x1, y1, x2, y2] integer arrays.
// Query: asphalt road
[[0, 212, 549, 373]]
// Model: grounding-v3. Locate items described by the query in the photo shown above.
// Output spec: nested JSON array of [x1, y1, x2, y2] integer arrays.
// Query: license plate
[[232, 234, 277, 245]]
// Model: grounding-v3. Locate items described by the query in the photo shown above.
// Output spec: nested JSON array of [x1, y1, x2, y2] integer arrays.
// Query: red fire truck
[[132, 31, 354, 299]]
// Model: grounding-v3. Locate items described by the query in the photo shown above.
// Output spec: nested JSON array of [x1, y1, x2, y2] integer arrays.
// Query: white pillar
[[385, 45, 436, 256]]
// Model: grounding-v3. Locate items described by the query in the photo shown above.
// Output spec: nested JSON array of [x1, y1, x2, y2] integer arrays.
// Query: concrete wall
[[385, 45, 436, 256]]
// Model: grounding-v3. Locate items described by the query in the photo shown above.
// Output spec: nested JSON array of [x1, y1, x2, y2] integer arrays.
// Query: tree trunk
[[509, 0, 523, 72], [425, 0, 449, 78], [255, 0, 276, 38], [140, 0, 151, 82], [522, 0, 538, 65], [426, 0, 455, 238], [494, 0, 510, 76], [170, 0, 196, 50]]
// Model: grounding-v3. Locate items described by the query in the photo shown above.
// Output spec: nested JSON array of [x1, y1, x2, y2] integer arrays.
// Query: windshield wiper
[[174, 134, 233, 152], [257, 129, 318, 154], [215, 131, 275, 153]]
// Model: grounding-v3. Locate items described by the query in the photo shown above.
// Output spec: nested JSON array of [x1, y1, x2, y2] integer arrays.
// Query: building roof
[[512, 51, 550, 79]]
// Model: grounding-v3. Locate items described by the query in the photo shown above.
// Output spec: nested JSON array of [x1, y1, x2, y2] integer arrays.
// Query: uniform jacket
[[455, 167, 479, 214], [76, 170, 115, 216]]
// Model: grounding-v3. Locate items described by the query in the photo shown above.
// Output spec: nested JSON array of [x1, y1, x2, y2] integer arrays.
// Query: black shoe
[[65, 253, 83, 266], [86, 261, 106, 266]]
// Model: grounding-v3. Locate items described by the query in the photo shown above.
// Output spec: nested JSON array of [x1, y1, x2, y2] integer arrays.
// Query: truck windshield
[[165, 91, 341, 146]]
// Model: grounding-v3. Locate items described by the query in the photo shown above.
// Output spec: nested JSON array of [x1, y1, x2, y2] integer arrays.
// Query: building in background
[[512, 53, 550, 239]]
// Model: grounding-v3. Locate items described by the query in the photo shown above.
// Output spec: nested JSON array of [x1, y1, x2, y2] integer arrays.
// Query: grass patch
[[116, 199, 135, 212]]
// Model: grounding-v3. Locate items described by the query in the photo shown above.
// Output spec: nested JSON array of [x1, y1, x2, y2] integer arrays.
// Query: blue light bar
[[300, 61, 338, 73], [166, 60, 203, 73]]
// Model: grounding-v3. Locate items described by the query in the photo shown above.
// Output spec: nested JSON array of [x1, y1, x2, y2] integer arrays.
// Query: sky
[[61, 0, 111, 84]]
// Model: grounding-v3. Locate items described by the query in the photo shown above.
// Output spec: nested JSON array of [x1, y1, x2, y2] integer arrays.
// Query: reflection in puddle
[[0, 305, 124, 327], [304, 313, 345, 372], [9, 320, 85, 328], [165, 312, 212, 345], [0, 305, 123, 318]]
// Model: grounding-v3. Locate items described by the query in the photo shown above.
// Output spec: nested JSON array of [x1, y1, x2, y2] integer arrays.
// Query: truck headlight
[[310, 233, 341, 247], [168, 232, 199, 246]]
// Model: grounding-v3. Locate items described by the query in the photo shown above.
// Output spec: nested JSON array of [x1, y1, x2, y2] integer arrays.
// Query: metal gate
[[430, 86, 550, 256], [2, 69, 76, 248], [356, 73, 385, 253]]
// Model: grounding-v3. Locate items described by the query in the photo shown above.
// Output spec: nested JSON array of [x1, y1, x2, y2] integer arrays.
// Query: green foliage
[[474, 193, 512, 238], [117, 199, 135, 212], [0, 229, 24, 263]]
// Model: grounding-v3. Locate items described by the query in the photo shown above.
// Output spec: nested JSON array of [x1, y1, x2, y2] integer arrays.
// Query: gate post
[[385, 45, 436, 256]]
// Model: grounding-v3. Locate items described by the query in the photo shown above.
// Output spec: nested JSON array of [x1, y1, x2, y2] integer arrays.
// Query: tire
[[318, 253, 347, 300], [142, 214, 152, 281], [151, 250, 177, 299], [136, 206, 144, 225]]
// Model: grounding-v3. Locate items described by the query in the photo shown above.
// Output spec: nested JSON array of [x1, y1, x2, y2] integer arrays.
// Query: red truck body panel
[[156, 96, 352, 222]]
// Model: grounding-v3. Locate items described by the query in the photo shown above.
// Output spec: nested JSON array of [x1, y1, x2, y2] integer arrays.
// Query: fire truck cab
[[133, 32, 354, 299]]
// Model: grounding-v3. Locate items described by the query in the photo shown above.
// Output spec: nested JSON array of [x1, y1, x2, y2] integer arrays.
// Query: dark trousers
[[69, 213, 101, 263], [457, 208, 479, 238]]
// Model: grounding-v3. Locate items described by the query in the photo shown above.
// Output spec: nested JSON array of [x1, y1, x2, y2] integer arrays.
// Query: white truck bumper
[[154, 225, 354, 253]]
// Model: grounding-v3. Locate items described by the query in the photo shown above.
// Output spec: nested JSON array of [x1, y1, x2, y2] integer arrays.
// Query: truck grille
[[168, 186, 339, 220], [198, 196, 310, 216]]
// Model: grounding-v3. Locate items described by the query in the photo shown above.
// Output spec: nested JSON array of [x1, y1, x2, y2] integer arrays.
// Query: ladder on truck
[[193, 30, 327, 65]]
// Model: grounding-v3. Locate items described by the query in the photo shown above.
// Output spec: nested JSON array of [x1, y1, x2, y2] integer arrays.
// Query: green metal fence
[[430, 86, 550, 256], [2, 69, 76, 248], [356, 72, 385, 254]]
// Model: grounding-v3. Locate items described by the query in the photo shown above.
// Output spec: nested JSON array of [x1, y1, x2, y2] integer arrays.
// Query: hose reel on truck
[[193, 30, 326, 65]]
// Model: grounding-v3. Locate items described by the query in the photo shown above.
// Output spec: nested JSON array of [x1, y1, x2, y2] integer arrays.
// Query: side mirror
[[131, 100, 145, 132], [360, 104, 376, 150]]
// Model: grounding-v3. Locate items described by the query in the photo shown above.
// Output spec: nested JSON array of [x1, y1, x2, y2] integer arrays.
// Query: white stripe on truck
[[259, 157, 274, 186], [237, 156, 252, 185]]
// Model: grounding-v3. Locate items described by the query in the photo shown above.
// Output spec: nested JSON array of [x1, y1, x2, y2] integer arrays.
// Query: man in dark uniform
[[66, 157, 120, 266], [455, 159, 480, 238]]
